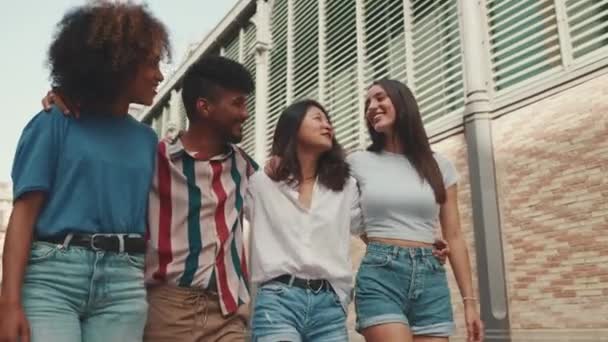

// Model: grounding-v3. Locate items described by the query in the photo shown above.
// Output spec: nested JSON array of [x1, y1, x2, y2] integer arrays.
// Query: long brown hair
[[269, 99, 350, 191], [366, 79, 446, 203]]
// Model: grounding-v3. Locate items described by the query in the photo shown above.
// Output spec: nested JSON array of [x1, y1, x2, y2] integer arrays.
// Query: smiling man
[[143, 56, 258, 342]]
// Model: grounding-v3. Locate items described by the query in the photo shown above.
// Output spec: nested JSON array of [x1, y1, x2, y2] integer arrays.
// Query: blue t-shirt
[[11, 107, 158, 237]]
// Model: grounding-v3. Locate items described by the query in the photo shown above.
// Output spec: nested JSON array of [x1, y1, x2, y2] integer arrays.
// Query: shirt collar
[[165, 131, 235, 162]]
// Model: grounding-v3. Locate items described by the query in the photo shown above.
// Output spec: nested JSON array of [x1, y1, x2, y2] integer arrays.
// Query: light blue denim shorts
[[355, 242, 454, 336], [22, 241, 147, 342], [251, 280, 348, 342]]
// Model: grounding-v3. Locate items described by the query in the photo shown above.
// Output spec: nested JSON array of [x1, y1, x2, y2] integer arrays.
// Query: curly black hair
[[48, 1, 170, 109], [181, 56, 254, 121]]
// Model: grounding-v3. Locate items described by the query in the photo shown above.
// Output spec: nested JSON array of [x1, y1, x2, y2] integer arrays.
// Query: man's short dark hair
[[181, 56, 254, 121]]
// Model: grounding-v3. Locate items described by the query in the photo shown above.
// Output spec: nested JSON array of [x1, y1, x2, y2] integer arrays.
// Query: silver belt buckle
[[90, 233, 127, 253], [90, 233, 103, 252]]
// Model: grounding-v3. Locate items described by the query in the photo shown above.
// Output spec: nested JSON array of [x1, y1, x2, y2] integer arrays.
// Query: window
[[293, 0, 319, 100], [566, 0, 608, 61], [362, 0, 408, 84], [266, 0, 289, 153], [223, 33, 240, 61], [487, 0, 561, 92], [325, 0, 360, 151], [412, 0, 465, 123], [242, 23, 257, 157]]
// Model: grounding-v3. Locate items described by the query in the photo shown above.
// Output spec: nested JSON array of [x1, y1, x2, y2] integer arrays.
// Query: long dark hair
[[366, 79, 446, 204], [269, 99, 350, 191]]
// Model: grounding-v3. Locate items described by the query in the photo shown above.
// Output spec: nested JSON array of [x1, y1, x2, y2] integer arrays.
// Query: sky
[[0, 0, 240, 182]]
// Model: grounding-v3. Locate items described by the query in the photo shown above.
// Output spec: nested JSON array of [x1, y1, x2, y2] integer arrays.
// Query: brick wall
[[493, 72, 608, 340]]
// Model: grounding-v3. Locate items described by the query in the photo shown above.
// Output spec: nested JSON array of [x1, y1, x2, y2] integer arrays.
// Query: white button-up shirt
[[245, 171, 363, 309]]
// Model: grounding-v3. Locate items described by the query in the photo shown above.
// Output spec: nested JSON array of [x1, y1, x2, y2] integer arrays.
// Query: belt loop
[[409, 248, 415, 258], [62, 233, 74, 249], [118, 234, 125, 253], [392, 246, 399, 259], [288, 275, 295, 287]]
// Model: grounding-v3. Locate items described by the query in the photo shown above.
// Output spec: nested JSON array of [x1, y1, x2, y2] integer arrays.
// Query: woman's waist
[[251, 259, 353, 283], [35, 224, 145, 238], [366, 236, 434, 248], [364, 239, 441, 260], [364, 225, 435, 243]]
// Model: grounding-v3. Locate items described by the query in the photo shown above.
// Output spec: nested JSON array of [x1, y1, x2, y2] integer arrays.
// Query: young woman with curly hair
[[0, 2, 169, 342]]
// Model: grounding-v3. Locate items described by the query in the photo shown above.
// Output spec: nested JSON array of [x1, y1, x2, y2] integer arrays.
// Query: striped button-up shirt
[[145, 135, 258, 315]]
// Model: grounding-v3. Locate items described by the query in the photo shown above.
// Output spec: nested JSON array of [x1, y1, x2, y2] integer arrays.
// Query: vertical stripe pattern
[[145, 137, 257, 315], [179, 155, 202, 286], [152, 141, 173, 281]]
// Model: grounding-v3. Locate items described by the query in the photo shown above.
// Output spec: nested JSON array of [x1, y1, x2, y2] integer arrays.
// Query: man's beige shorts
[[144, 284, 249, 342]]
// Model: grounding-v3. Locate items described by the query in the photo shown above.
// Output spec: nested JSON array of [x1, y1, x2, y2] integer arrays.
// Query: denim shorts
[[355, 242, 454, 336], [251, 281, 348, 342], [22, 241, 148, 342]]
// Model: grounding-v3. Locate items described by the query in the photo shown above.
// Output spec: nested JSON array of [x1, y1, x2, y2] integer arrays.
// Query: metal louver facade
[[140, 0, 608, 159]]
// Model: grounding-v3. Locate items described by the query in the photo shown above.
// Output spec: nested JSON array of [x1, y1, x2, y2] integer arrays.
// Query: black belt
[[37, 233, 145, 254], [271, 275, 333, 293]]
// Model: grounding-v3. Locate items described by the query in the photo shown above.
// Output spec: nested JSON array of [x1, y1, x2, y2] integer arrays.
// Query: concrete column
[[459, 0, 511, 340], [253, 0, 271, 162], [402, 0, 416, 94], [286, 0, 294, 102], [167, 89, 180, 138], [354, 0, 367, 148], [239, 27, 245, 64], [317, 0, 327, 104]]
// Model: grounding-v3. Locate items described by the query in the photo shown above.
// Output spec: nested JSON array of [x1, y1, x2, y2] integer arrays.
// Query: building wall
[[493, 72, 608, 340]]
